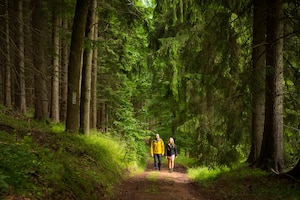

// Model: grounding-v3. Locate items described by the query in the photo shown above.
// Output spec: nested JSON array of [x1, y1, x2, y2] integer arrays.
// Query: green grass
[[188, 165, 231, 186], [0, 108, 143, 200], [2, 106, 300, 200], [187, 163, 300, 200], [175, 153, 300, 199], [175, 154, 197, 168], [146, 171, 159, 181]]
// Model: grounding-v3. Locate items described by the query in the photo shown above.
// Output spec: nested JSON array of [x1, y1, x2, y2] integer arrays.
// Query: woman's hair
[[169, 137, 174, 145]]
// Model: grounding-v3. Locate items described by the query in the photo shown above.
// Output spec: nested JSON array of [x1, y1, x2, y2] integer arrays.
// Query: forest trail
[[111, 159, 214, 200]]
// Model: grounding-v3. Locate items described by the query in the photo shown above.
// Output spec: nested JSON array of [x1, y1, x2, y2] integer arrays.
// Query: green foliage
[[282, 6, 300, 167], [0, 172, 8, 193], [175, 155, 197, 168], [147, 0, 253, 167], [0, 133, 40, 195], [188, 164, 300, 199], [0, 111, 145, 199], [95, 0, 152, 169], [43, 133, 127, 199], [188, 165, 231, 187]]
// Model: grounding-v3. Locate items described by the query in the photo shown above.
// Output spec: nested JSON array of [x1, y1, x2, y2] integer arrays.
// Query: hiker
[[150, 134, 165, 171], [165, 137, 177, 172]]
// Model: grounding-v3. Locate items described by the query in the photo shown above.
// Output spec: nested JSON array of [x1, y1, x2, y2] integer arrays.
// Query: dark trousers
[[153, 154, 162, 170]]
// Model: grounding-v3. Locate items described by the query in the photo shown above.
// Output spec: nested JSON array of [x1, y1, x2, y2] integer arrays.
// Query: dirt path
[[112, 160, 212, 200]]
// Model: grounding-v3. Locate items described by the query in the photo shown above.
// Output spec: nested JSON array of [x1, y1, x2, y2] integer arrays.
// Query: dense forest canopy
[[1, 0, 300, 175]]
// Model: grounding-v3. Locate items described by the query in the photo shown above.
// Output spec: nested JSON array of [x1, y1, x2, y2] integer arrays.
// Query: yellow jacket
[[150, 138, 165, 156]]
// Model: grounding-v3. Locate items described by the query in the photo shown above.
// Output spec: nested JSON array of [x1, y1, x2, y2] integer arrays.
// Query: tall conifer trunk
[[66, 0, 90, 133], [248, 0, 266, 164], [61, 19, 69, 123], [256, 0, 284, 172], [4, 0, 12, 108], [91, 7, 98, 130], [32, 0, 49, 120], [17, 0, 26, 113], [51, 11, 60, 123], [80, 0, 96, 135]]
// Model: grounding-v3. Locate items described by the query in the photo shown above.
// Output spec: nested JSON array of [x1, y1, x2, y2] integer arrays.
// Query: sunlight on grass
[[127, 162, 144, 176], [49, 123, 65, 133], [186, 163, 300, 199], [3, 106, 299, 200], [176, 155, 197, 168], [75, 133, 127, 174], [187, 161, 267, 183], [188, 166, 230, 183], [147, 171, 159, 181], [0, 112, 144, 200], [223, 166, 268, 179]]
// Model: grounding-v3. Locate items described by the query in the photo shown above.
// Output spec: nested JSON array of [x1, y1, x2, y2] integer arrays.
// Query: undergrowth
[[187, 162, 300, 200], [175, 152, 300, 199], [0, 108, 144, 200]]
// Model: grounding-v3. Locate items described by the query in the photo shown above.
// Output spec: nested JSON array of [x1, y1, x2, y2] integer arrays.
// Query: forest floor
[[111, 160, 216, 200], [110, 159, 300, 200]]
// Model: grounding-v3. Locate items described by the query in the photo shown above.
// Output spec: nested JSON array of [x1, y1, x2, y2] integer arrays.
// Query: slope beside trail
[[111, 160, 215, 200]]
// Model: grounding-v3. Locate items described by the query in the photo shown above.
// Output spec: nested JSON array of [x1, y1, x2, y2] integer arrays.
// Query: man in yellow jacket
[[150, 134, 165, 171]]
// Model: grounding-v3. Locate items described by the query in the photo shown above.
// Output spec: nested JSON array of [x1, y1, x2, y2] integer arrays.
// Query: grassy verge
[[0, 108, 143, 200], [185, 160, 300, 200]]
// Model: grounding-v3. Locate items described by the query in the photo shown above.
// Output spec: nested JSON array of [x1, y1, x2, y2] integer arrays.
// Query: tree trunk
[[17, 0, 26, 113], [256, 0, 284, 173], [51, 11, 60, 123], [66, 0, 90, 133], [248, 0, 266, 164], [272, 0, 284, 173], [99, 101, 106, 132], [60, 19, 69, 123], [32, 0, 49, 120], [80, 0, 96, 135], [4, 0, 12, 108], [91, 7, 98, 130], [24, 0, 34, 108]]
